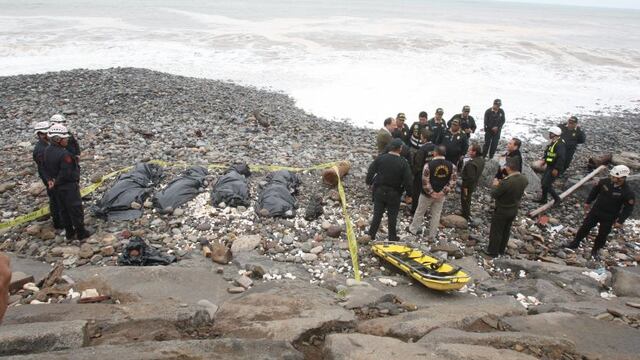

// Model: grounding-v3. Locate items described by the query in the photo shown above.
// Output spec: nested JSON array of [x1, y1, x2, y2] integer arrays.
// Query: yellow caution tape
[[0, 160, 343, 231], [333, 165, 361, 282]]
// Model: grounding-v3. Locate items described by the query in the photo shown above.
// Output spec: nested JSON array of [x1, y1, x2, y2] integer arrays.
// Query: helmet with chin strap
[[33, 121, 50, 135], [610, 165, 630, 178], [47, 124, 70, 139]]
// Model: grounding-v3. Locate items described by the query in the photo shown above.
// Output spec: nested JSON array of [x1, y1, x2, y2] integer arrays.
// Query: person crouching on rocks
[[44, 124, 92, 240], [33, 121, 63, 230], [566, 165, 635, 260]]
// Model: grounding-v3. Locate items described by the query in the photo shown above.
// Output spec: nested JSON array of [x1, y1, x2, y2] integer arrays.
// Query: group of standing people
[[367, 99, 635, 260]]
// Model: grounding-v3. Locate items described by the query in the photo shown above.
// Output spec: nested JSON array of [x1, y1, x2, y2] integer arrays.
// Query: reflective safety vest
[[545, 139, 562, 164]]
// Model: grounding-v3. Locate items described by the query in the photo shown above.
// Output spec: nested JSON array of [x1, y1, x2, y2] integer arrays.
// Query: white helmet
[[47, 124, 70, 139], [610, 165, 631, 178], [33, 121, 50, 135], [50, 114, 66, 124], [548, 126, 562, 136]]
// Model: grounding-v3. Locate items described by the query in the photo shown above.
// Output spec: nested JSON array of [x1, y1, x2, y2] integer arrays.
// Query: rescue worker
[[392, 112, 410, 145], [408, 111, 429, 149], [496, 138, 523, 179], [448, 105, 477, 137], [535, 126, 566, 205], [32, 121, 62, 229], [486, 157, 528, 256], [366, 139, 413, 241], [441, 119, 469, 167], [482, 99, 505, 159], [461, 143, 485, 221], [44, 124, 91, 240], [558, 116, 586, 171], [567, 165, 635, 260], [408, 146, 457, 242], [427, 108, 447, 145], [376, 117, 395, 154], [50, 114, 81, 158], [410, 130, 435, 214]]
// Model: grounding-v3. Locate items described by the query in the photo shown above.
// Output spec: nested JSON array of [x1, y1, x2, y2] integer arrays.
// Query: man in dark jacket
[[50, 114, 81, 158], [496, 138, 523, 179], [558, 116, 586, 171], [482, 99, 505, 159], [410, 130, 435, 214], [32, 121, 62, 229], [567, 165, 635, 260], [366, 139, 413, 241], [448, 105, 477, 137], [427, 108, 447, 145], [408, 111, 429, 149], [536, 126, 566, 205], [486, 157, 528, 256], [461, 144, 485, 221], [392, 112, 410, 145], [441, 119, 469, 167]]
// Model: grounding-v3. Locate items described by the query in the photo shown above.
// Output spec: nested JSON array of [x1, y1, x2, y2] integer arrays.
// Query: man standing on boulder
[[486, 158, 528, 257], [558, 116, 585, 171], [393, 112, 410, 145], [366, 139, 413, 242], [535, 126, 566, 205], [427, 108, 447, 145], [482, 99, 505, 159], [461, 143, 485, 221], [376, 117, 395, 154], [567, 165, 635, 260], [448, 105, 477, 138], [496, 138, 523, 179], [408, 146, 457, 242], [32, 121, 62, 230], [408, 111, 429, 149]]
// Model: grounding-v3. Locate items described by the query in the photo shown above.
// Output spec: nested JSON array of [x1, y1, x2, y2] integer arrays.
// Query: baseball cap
[[493, 99, 502, 106], [435, 108, 444, 114], [396, 112, 406, 120], [462, 105, 470, 112], [568, 116, 578, 123]]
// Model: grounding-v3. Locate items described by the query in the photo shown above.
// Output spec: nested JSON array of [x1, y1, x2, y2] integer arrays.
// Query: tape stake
[[334, 165, 360, 282]]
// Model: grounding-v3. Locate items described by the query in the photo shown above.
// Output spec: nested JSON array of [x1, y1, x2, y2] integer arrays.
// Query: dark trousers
[[411, 173, 422, 214], [54, 183, 85, 236], [42, 178, 62, 229], [460, 185, 476, 220], [541, 167, 561, 202], [483, 130, 501, 159], [574, 211, 613, 252], [368, 187, 401, 241], [565, 146, 577, 171], [487, 207, 517, 255]]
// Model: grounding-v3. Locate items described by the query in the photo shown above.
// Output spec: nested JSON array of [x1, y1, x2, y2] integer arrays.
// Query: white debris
[[600, 291, 617, 299], [378, 278, 397, 287], [516, 293, 541, 308], [518, 270, 527, 278], [67, 289, 80, 299], [582, 270, 608, 284], [81, 288, 100, 299], [23, 282, 39, 292]]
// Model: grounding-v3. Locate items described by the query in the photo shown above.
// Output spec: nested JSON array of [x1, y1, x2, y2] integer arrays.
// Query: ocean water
[[1, 0, 639, 141]]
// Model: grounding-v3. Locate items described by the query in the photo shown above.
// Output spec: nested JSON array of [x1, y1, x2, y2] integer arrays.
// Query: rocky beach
[[0, 67, 639, 359]]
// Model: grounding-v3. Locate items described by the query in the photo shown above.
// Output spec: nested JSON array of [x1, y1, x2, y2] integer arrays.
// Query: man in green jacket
[[460, 143, 485, 221], [486, 157, 528, 256], [376, 117, 395, 154]]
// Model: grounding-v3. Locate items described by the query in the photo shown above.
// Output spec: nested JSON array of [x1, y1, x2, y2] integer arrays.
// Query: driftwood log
[[322, 161, 351, 186]]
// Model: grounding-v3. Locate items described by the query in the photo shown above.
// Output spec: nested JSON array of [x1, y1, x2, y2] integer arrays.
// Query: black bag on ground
[[210, 163, 251, 207], [93, 163, 164, 221], [117, 236, 176, 266], [153, 166, 208, 212], [256, 170, 300, 218]]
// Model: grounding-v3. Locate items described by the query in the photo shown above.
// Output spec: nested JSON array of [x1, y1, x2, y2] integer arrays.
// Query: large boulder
[[323, 333, 437, 360], [440, 214, 468, 229], [612, 151, 640, 170], [611, 267, 640, 297], [0, 320, 88, 356], [481, 159, 540, 193]]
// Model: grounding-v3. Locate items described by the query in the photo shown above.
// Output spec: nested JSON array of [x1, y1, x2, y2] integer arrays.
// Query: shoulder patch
[[629, 199, 635, 205], [63, 155, 73, 164]]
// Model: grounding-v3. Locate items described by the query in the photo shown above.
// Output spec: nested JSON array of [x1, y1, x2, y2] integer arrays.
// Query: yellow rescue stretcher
[[372, 242, 471, 291]]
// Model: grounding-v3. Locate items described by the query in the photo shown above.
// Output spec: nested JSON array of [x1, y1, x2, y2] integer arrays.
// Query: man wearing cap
[[496, 138, 523, 179], [408, 111, 429, 149], [567, 165, 635, 260], [393, 113, 410, 145], [441, 119, 469, 167], [44, 124, 91, 240], [408, 145, 457, 242], [482, 99, 506, 159], [376, 117, 395, 154], [461, 143, 485, 221], [50, 114, 81, 159], [536, 126, 566, 205], [486, 157, 528, 256], [448, 105, 477, 138], [32, 121, 62, 229], [427, 108, 447, 145], [558, 116, 586, 171], [366, 139, 413, 241]]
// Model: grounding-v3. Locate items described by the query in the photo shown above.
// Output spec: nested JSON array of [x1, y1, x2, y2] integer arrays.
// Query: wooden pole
[[528, 165, 607, 217]]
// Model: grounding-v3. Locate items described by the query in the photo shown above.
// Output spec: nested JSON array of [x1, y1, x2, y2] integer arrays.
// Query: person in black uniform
[[448, 105, 477, 138], [482, 99, 505, 159], [32, 121, 62, 229], [558, 116, 586, 171], [44, 124, 91, 240], [366, 139, 413, 241], [427, 108, 447, 145], [496, 138, 523, 179], [50, 114, 81, 159], [441, 119, 469, 167], [408, 111, 429, 149], [536, 126, 566, 205], [567, 165, 635, 260], [410, 130, 435, 214], [392, 112, 410, 145]]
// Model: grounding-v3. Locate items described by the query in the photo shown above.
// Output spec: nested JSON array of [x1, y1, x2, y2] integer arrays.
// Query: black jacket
[[366, 153, 413, 194], [544, 139, 566, 172], [427, 118, 447, 144], [66, 133, 81, 157], [448, 114, 477, 134], [484, 108, 505, 132], [496, 149, 523, 179], [558, 124, 586, 148], [392, 123, 410, 145], [441, 130, 469, 164], [44, 144, 81, 189], [408, 121, 428, 149], [587, 178, 635, 224], [32, 139, 49, 182]]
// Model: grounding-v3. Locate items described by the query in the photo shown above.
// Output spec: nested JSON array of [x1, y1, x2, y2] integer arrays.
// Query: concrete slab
[[0, 320, 87, 356]]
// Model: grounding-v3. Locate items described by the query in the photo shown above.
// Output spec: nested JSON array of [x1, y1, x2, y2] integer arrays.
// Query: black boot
[[65, 227, 76, 240], [565, 239, 580, 250], [76, 226, 92, 240]]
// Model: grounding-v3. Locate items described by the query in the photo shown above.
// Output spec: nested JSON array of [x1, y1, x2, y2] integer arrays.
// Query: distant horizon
[[493, 0, 640, 10]]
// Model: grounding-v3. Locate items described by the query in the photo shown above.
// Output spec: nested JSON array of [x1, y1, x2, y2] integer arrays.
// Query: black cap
[[436, 108, 444, 114], [462, 105, 470, 112], [493, 99, 502, 106], [389, 138, 404, 151], [568, 116, 578, 123]]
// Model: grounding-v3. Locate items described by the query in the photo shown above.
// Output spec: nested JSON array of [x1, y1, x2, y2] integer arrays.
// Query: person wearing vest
[[410, 130, 435, 214], [482, 99, 506, 159], [461, 143, 485, 221], [392, 112, 410, 145], [32, 121, 63, 230], [408, 111, 429, 149], [408, 146, 457, 241], [366, 139, 413, 242], [427, 108, 447, 145], [567, 165, 635, 260], [496, 138, 523, 179], [486, 157, 528, 256], [44, 124, 92, 241], [558, 116, 586, 171], [447, 105, 477, 138], [536, 126, 566, 205], [376, 117, 395, 154], [441, 119, 469, 168]]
